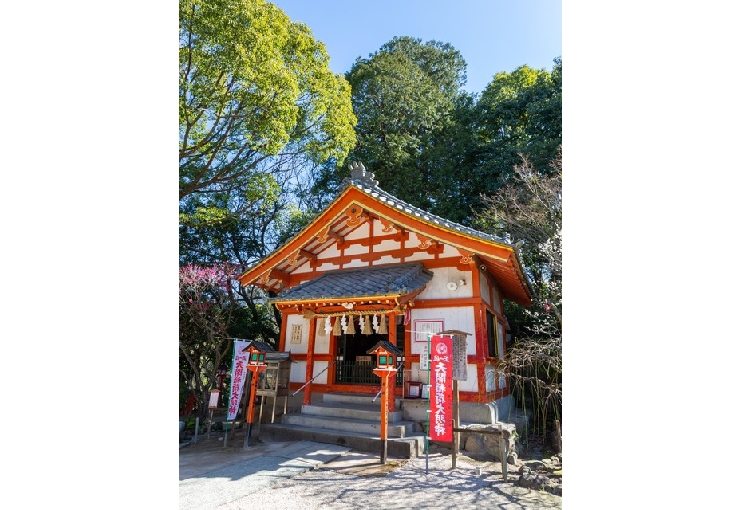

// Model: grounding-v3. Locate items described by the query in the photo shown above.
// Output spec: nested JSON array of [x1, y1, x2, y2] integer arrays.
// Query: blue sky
[[269, 0, 561, 95]]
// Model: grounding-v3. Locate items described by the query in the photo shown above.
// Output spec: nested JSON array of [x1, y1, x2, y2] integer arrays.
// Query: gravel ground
[[220, 451, 562, 510]]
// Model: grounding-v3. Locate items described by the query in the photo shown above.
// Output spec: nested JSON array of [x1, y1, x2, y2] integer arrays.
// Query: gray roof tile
[[273, 262, 433, 302]]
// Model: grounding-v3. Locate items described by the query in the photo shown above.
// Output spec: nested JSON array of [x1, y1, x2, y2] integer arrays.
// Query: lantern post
[[368, 341, 402, 464], [242, 344, 268, 447]]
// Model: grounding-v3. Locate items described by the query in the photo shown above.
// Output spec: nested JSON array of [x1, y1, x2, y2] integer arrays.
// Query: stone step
[[281, 412, 414, 438], [321, 392, 401, 407], [258, 423, 426, 459], [301, 402, 404, 422]]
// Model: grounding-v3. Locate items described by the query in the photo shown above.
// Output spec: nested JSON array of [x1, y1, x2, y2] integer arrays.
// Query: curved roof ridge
[[341, 161, 509, 246]]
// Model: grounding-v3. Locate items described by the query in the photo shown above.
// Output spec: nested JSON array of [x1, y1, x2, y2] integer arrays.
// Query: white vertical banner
[[420, 344, 429, 370], [227, 339, 252, 420]]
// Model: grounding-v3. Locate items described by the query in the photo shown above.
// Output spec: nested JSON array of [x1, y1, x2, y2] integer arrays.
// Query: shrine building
[[238, 162, 534, 424]]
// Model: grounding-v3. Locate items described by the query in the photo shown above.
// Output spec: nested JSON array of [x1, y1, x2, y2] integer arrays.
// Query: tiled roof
[[273, 262, 433, 302], [343, 165, 509, 245]]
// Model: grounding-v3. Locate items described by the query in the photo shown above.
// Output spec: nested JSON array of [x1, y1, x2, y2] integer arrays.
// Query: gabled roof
[[367, 340, 404, 356], [272, 262, 433, 303], [240, 340, 275, 353], [239, 163, 534, 306]]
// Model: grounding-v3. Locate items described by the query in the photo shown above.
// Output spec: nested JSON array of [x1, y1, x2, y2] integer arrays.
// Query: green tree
[[179, 0, 357, 265], [180, 0, 356, 205], [474, 58, 562, 196], [179, 0, 357, 417], [328, 36, 475, 221]]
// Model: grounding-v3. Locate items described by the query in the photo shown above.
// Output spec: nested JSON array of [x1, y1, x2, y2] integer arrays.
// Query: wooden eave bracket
[[344, 203, 366, 228], [316, 224, 344, 244], [457, 248, 475, 265], [269, 268, 290, 287], [416, 233, 433, 249], [379, 217, 399, 233], [286, 248, 317, 269], [300, 249, 318, 268], [396, 287, 425, 305]]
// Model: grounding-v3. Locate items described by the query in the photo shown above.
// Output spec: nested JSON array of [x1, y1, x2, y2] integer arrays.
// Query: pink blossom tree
[[179, 263, 239, 418]]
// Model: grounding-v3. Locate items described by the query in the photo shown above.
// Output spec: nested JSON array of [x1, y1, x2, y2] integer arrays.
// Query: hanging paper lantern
[[362, 314, 373, 335], [332, 316, 342, 336], [378, 314, 388, 334], [346, 315, 356, 334]]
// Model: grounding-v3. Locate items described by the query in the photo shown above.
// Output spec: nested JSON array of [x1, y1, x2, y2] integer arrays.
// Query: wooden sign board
[[452, 335, 468, 381], [414, 319, 443, 342], [420, 344, 429, 370], [208, 389, 220, 409]]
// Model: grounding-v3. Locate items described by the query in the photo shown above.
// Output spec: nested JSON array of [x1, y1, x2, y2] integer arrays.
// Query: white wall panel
[[409, 307, 475, 355], [345, 222, 369, 240], [344, 243, 367, 255], [376, 238, 399, 252], [410, 361, 478, 392], [372, 254, 401, 266], [315, 262, 340, 272], [311, 361, 329, 384], [290, 360, 306, 383], [418, 267, 471, 299], [285, 315, 309, 354]]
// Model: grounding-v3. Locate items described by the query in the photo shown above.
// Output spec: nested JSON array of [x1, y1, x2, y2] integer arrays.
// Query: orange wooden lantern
[[241, 343, 270, 447], [367, 341, 402, 464]]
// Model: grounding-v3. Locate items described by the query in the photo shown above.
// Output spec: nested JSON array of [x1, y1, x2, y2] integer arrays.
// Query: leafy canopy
[[340, 37, 470, 213], [179, 0, 357, 202]]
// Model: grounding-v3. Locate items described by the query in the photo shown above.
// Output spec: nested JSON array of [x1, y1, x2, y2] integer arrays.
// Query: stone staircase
[[258, 393, 426, 458]]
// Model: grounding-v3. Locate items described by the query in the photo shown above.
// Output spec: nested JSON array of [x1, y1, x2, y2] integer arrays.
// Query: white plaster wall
[[290, 360, 306, 383], [409, 361, 479, 392], [440, 243, 460, 258], [311, 361, 329, 384], [345, 222, 369, 240], [314, 318, 330, 354], [375, 238, 399, 252], [409, 306, 476, 356], [405, 251, 429, 262], [457, 365, 479, 392], [288, 357, 328, 386], [285, 315, 309, 355], [315, 243, 340, 271], [343, 243, 367, 256], [372, 254, 401, 266], [293, 260, 312, 275], [315, 261, 340, 272], [417, 267, 472, 299], [343, 259, 367, 268]]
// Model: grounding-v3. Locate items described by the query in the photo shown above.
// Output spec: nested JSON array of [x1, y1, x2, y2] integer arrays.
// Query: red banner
[[227, 340, 251, 420], [429, 334, 453, 442]]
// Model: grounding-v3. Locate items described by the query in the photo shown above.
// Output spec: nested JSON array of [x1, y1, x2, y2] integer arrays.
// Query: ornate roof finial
[[348, 161, 378, 187]]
